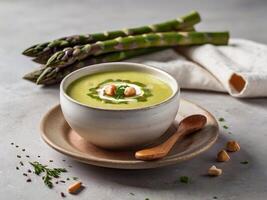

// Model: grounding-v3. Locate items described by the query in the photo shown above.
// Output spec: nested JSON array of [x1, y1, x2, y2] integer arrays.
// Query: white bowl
[[60, 62, 180, 149]]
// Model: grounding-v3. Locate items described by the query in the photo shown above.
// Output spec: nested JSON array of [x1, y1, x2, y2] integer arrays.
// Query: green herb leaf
[[223, 125, 228, 129], [218, 117, 225, 122], [29, 161, 67, 188], [240, 161, 248, 165], [180, 176, 189, 184], [114, 85, 128, 99]]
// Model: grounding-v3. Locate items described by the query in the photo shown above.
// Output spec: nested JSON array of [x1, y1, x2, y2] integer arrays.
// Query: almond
[[226, 140, 240, 152], [208, 165, 222, 176], [217, 149, 230, 162], [104, 84, 116, 96], [68, 181, 82, 194], [124, 87, 136, 97]]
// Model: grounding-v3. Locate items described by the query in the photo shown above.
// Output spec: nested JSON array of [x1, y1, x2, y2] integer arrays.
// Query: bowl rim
[[60, 62, 180, 112]]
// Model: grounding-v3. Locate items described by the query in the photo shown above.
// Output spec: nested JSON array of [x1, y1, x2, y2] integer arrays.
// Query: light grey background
[[0, 0, 267, 199]]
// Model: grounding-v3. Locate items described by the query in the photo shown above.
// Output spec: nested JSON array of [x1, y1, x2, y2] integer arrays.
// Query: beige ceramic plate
[[41, 99, 218, 169]]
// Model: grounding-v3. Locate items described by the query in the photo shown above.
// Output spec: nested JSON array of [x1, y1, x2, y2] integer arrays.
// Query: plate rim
[[40, 99, 219, 169]]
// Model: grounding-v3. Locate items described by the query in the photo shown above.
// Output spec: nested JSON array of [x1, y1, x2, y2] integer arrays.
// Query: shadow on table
[[72, 132, 260, 193]]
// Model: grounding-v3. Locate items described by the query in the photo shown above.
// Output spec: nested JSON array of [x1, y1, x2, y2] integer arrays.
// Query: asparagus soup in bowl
[[60, 62, 180, 149]]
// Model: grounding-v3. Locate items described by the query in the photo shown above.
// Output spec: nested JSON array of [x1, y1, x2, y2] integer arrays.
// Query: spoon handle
[[135, 128, 184, 161]]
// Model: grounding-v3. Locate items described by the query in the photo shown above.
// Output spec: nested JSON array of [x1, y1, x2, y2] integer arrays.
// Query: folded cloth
[[128, 38, 267, 98]]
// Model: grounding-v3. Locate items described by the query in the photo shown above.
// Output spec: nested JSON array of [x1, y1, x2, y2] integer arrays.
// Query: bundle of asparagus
[[23, 11, 230, 85]]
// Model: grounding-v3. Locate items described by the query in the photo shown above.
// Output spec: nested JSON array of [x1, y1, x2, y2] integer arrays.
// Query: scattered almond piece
[[68, 181, 82, 194], [208, 165, 222, 176], [217, 149, 230, 162], [226, 140, 240, 152]]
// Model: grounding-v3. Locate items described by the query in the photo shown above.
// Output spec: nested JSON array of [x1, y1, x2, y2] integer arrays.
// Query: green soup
[[66, 70, 173, 109]]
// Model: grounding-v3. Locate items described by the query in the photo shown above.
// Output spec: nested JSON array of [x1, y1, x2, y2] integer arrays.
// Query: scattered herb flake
[[62, 160, 66, 162], [66, 178, 70, 181], [60, 180, 66, 183], [68, 165, 72, 168], [37, 155, 40, 158], [213, 196, 218, 199], [180, 176, 189, 184], [23, 173, 28, 177], [228, 132, 232, 134], [145, 198, 150, 200], [22, 149, 25, 152], [20, 161, 24, 166], [60, 192, 66, 198], [223, 125, 228, 129], [26, 178, 32, 182], [49, 160, 53, 162], [16, 145, 19, 148], [16, 167, 19, 170], [26, 155, 30, 158], [73, 177, 78, 181], [28, 169, 32, 173], [240, 161, 248, 165], [11, 142, 14, 145], [218, 118, 225, 122], [17, 155, 21, 158], [129, 192, 135, 196]]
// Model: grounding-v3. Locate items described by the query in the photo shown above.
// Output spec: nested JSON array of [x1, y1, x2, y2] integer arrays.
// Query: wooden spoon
[[135, 114, 207, 161]]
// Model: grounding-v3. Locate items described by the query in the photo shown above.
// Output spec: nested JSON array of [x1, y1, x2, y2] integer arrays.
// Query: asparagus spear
[[46, 31, 229, 68], [23, 47, 165, 85], [22, 11, 200, 59]]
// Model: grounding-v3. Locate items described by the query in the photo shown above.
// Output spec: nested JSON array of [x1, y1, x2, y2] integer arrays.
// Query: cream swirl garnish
[[99, 82, 143, 103], [87, 79, 153, 104]]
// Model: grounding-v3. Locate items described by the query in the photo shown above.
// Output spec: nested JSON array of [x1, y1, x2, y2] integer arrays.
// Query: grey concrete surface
[[0, 0, 267, 199]]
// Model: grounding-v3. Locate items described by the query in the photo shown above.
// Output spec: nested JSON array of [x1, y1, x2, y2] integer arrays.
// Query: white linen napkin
[[128, 38, 267, 98]]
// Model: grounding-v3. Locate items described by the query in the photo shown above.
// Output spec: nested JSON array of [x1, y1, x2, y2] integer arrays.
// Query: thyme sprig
[[29, 161, 67, 188]]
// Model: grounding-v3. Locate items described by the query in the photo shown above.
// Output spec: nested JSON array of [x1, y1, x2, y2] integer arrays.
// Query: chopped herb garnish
[[228, 132, 232, 134], [20, 161, 24, 166], [23, 173, 28, 176], [26, 178, 32, 182], [29, 161, 67, 188], [11, 142, 14, 145], [129, 192, 135, 196], [223, 125, 228, 129], [22, 149, 25, 152], [213, 196, 218, 199], [16, 145, 19, 148], [60, 192, 66, 198], [37, 155, 40, 158], [68, 165, 72, 168], [16, 167, 19, 170], [180, 176, 189, 184], [60, 180, 66, 183], [17, 155, 21, 158], [62, 159, 66, 162], [218, 118, 225, 122], [73, 177, 78, 181], [240, 161, 248, 165], [145, 198, 150, 200], [114, 85, 128, 99], [28, 169, 32, 173], [49, 160, 53, 162]]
